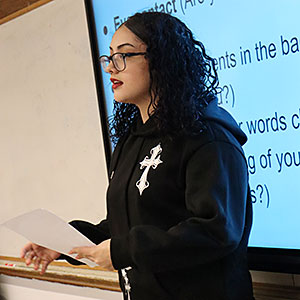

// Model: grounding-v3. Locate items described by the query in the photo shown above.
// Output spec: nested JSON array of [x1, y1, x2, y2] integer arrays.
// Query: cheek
[[135, 65, 151, 92], [136, 72, 150, 92], [125, 66, 150, 95], [113, 62, 151, 104]]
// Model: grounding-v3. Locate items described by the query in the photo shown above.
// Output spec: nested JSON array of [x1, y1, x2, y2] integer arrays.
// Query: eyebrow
[[109, 43, 136, 51]]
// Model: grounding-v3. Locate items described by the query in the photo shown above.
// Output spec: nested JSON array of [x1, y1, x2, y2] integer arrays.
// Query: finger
[[25, 250, 36, 266], [40, 260, 50, 275], [33, 257, 41, 271], [68, 248, 77, 255], [74, 252, 85, 260], [68, 248, 81, 259], [20, 243, 33, 258], [68, 247, 86, 254], [69, 246, 90, 256]]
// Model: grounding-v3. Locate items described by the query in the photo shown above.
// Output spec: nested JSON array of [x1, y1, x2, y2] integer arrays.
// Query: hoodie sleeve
[[110, 141, 250, 272], [69, 218, 111, 244]]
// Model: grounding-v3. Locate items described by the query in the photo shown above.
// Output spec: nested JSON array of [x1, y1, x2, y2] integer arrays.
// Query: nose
[[105, 60, 118, 74]]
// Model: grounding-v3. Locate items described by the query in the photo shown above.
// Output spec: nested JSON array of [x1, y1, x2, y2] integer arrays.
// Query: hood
[[131, 98, 247, 146], [203, 98, 247, 146], [131, 114, 159, 137]]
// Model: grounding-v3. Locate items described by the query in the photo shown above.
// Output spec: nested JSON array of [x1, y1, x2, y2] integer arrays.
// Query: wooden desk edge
[[0, 256, 121, 292], [2, 256, 300, 299]]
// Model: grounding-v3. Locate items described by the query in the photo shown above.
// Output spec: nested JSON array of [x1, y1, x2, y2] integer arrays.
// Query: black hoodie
[[68, 99, 254, 300]]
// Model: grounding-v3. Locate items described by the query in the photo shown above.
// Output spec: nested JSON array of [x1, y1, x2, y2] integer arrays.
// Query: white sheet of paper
[[2, 208, 97, 267]]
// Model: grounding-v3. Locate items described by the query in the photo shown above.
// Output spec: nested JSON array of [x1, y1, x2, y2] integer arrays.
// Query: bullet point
[[103, 26, 108, 35]]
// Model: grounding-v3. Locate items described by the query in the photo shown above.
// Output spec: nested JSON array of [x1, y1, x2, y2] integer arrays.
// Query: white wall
[[0, 0, 108, 257]]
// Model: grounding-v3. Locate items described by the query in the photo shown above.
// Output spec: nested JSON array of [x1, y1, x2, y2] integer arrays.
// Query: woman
[[21, 12, 254, 300]]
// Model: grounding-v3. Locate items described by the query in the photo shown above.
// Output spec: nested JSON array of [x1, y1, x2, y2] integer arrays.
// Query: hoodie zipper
[[121, 267, 132, 299]]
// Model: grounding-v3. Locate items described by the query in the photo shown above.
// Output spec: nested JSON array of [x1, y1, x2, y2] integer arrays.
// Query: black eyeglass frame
[[99, 52, 147, 72]]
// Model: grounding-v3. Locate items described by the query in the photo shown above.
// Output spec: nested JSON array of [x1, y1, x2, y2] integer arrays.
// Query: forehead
[[110, 26, 146, 51]]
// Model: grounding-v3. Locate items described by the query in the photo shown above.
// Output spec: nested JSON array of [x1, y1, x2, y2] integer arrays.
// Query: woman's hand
[[20, 242, 60, 275], [69, 239, 114, 271]]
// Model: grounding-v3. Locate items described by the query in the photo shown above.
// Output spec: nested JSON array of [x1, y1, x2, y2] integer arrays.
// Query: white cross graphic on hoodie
[[136, 143, 163, 196]]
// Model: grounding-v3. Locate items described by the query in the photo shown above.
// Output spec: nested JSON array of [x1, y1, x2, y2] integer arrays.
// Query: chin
[[113, 93, 135, 104], [113, 97, 132, 104]]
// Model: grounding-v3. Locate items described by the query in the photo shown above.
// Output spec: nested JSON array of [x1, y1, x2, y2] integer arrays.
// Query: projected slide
[[90, 0, 300, 249]]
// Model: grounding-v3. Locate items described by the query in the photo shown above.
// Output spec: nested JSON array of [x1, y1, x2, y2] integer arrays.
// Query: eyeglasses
[[99, 52, 147, 72]]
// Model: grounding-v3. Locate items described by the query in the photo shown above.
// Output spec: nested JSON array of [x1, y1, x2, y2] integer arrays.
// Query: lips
[[110, 78, 123, 89]]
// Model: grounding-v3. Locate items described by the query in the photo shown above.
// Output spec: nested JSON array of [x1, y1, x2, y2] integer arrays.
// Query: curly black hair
[[110, 12, 219, 144]]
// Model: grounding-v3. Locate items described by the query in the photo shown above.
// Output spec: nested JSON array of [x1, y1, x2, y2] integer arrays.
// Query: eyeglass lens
[[100, 54, 125, 72]]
